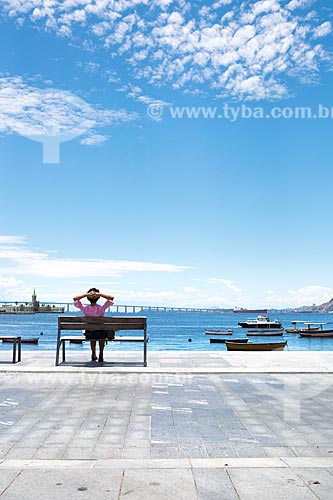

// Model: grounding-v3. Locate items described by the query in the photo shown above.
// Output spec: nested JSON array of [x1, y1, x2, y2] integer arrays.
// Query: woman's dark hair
[[87, 287, 100, 304]]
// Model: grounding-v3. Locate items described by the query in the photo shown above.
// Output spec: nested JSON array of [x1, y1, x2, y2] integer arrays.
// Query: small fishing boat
[[225, 341, 287, 351], [298, 323, 333, 337], [285, 321, 320, 334], [210, 338, 248, 344], [205, 329, 233, 335], [2, 338, 39, 345]]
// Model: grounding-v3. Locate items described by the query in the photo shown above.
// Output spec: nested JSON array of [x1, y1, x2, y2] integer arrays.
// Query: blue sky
[[0, 0, 332, 308]]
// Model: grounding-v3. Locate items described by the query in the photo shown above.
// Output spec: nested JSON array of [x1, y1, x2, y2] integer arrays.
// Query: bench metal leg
[[143, 329, 147, 367], [62, 340, 66, 363], [17, 338, 21, 362], [55, 342, 60, 366], [12, 340, 16, 364]]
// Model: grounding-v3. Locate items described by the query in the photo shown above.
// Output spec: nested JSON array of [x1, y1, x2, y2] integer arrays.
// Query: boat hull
[[205, 329, 233, 335], [239, 322, 282, 329], [210, 338, 248, 344], [225, 341, 287, 351], [247, 331, 283, 336], [298, 331, 333, 338], [2, 338, 39, 344]]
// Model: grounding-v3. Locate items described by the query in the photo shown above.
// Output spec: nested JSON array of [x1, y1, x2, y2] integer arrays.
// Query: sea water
[[0, 311, 333, 352]]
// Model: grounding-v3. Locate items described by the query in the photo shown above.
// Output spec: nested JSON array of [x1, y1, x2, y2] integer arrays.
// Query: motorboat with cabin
[[238, 315, 282, 329]]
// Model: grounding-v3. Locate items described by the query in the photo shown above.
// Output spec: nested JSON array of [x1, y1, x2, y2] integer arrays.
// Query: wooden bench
[[0, 336, 22, 363], [56, 316, 148, 366]]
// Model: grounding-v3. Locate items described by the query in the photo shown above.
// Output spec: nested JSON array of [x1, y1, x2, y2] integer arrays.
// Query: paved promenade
[[0, 351, 333, 499]]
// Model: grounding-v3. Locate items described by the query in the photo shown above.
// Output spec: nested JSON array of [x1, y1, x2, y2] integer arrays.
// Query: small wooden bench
[[0, 336, 22, 363], [56, 316, 148, 366]]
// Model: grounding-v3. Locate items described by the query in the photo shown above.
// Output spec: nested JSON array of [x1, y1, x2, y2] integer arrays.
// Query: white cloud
[[0, 0, 330, 100], [0, 75, 137, 143], [0, 276, 23, 288], [287, 0, 315, 11], [313, 21, 332, 39], [265, 286, 333, 307], [0, 236, 189, 279], [192, 277, 243, 293], [80, 132, 109, 146], [0, 275, 27, 301], [0, 236, 26, 244]]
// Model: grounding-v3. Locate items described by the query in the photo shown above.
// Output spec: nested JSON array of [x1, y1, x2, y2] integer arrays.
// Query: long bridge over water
[[0, 300, 231, 314]]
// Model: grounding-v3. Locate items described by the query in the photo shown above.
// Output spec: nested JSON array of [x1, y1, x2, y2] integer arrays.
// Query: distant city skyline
[[0, 1, 332, 308]]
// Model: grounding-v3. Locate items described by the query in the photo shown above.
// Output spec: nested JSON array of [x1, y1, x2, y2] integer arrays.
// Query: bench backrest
[[58, 316, 147, 331]]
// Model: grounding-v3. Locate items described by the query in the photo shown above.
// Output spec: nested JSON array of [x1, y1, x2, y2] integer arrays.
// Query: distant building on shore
[[0, 290, 65, 314]]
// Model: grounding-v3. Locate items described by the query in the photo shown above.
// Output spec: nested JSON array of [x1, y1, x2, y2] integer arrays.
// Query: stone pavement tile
[[32, 445, 67, 460], [0, 470, 20, 495], [63, 447, 96, 459], [0, 468, 123, 500], [92, 444, 123, 459], [121, 447, 150, 459], [293, 468, 333, 500], [4, 447, 38, 460], [232, 444, 268, 458], [264, 447, 296, 458], [150, 444, 180, 459], [291, 447, 333, 457], [204, 444, 237, 458], [178, 445, 208, 459], [0, 447, 14, 459], [227, 468, 318, 500], [193, 468, 238, 500], [119, 468, 197, 500]]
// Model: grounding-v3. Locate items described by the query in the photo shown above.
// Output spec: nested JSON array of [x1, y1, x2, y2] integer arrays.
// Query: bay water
[[1, 311, 333, 352]]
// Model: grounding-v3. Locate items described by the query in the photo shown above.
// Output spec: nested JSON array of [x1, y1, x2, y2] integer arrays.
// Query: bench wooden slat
[[61, 336, 145, 342], [59, 316, 146, 325], [59, 324, 145, 331]]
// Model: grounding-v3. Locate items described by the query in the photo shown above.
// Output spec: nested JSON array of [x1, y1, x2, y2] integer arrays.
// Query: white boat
[[205, 329, 233, 335], [238, 315, 282, 329], [247, 329, 284, 336]]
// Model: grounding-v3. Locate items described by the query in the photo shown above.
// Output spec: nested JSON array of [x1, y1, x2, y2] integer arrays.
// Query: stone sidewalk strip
[[0, 465, 333, 499], [1, 457, 333, 469], [1, 350, 333, 373]]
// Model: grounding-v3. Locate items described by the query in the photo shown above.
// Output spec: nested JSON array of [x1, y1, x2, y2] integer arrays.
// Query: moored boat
[[205, 329, 233, 335], [285, 321, 320, 333], [2, 338, 39, 345], [238, 315, 282, 329], [210, 338, 248, 344], [298, 332, 333, 338], [225, 341, 287, 351], [247, 329, 284, 336], [298, 323, 333, 337]]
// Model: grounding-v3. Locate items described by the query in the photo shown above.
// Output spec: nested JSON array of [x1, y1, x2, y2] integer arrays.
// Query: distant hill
[[292, 297, 333, 313]]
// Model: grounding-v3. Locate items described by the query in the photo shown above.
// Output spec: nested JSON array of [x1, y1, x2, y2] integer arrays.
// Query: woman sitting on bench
[[73, 288, 114, 362]]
